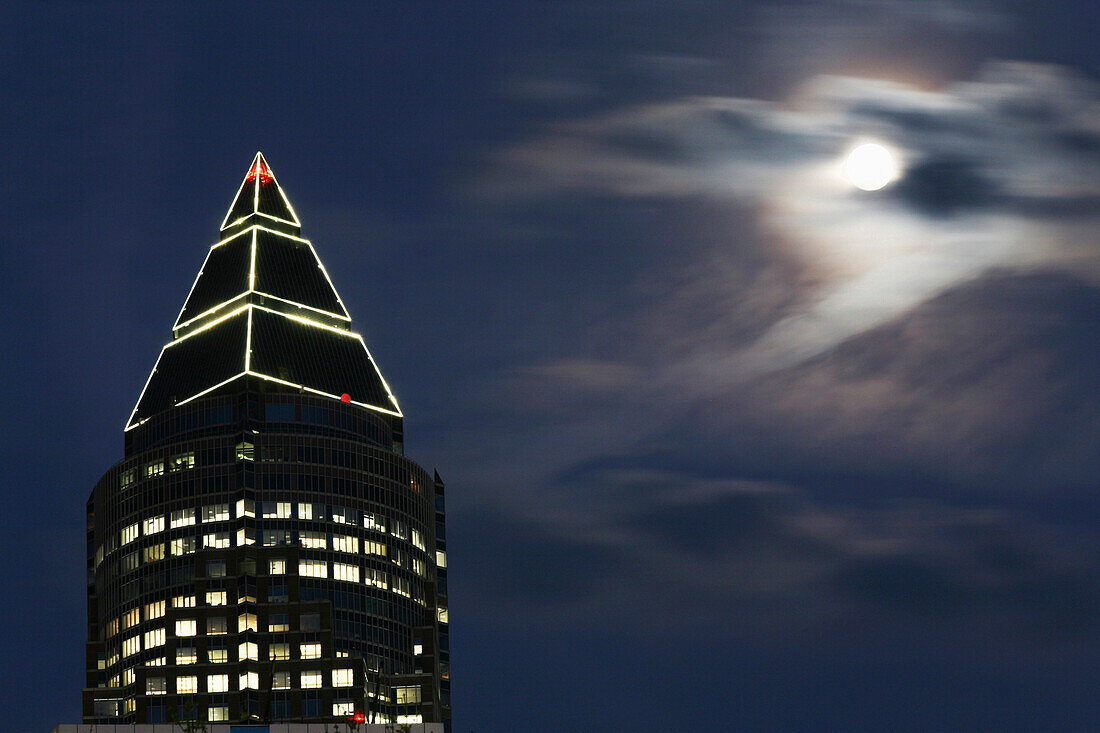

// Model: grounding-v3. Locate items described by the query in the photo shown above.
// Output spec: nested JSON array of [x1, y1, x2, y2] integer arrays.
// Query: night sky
[[3, 2, 1099, 731]]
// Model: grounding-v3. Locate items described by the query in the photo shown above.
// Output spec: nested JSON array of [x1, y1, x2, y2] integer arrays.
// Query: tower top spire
[[221, 151, 301, 233], [124, 153, 402, 431]]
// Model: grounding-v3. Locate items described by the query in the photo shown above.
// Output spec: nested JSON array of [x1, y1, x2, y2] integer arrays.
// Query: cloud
[[479, 62, 1100, 376]]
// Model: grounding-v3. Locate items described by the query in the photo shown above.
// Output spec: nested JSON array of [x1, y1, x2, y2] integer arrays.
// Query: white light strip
[[245, 307, 253, 373], [310, 241, 353, 320], [248, 228, 257, 292], [175, 372, 249, 408], [251, 290, 351, 322], [174, 292, 250, 334], [252, 154, 260, 214], [245, 370, 402, 417], [124, 347, 167, 430], [166, 304, 251, 348], [261, 152, 302, 226], [247, 304, 403, 416], [250, 303, 352, 336], [175, 223, 353, 331], [220, 153, 260, 231]]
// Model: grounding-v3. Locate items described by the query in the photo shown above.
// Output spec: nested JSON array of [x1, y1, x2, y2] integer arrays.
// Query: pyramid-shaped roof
[[221, 152, 301, 231], [126, 154, 401, 430]]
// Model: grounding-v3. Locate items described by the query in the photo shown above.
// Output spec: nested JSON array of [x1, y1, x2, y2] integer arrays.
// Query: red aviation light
[[245, 158, 275, 185], [341, 393, 352, 403], [351, 712, 366, 724]]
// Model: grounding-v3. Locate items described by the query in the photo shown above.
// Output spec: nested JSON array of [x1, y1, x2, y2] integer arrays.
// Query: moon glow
[[843, 143, 898, 191]]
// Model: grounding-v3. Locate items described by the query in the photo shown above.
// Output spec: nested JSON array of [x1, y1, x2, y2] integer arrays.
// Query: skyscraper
[[82, 154, 450, 728]]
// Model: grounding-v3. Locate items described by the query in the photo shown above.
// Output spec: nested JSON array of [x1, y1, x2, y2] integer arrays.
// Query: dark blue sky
[[2, 2, 1099, 731]]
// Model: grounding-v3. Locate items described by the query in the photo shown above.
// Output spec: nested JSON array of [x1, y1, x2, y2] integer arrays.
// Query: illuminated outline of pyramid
[[126, 153, 402, 430]]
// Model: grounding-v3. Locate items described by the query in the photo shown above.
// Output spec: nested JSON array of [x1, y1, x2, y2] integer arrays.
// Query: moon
[[842, 142, 899, 191]]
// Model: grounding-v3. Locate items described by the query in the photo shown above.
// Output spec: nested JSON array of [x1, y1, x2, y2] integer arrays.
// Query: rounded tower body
[[82, 155, 450, 728]]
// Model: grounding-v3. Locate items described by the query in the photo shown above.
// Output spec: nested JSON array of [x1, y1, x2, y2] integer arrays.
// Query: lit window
[[203, 532, 231, 549], [411, 529, 425, 551], [332, 668, 354, 687], [121, 552, 139, 572], [176, 675, 198, 695], [261, 501, 293, 519], [412, 558, 426, 577], [146, 677, 166, 696], [397, 714, 424, 725], [391, 519, 407, 540], [298, 503, 313, 520], [272, 671, 291, 689], [268, 614, 289, 632], [122, 636, 140, 658], [238, 642, 258, 661], [145, 600, 166, 619], [333, 700, 355, 715], [261, 529, 292, 546], [365, 568, 388, 590], [300, 643, 321, 660], [176, 647, 197, 665], [143, 628, 165, 649], [123, 668, 136, 686], [144, 544, 165, 563], [238, 613, 258, 632], [300, 671, 322, 689], [208, 706, 229, 722], [172, 595, 196, 608], [148, 656, 165, 666], [333, 562, 360, 583], [207, 674, 229, 693], [235, 498, 255, 518], [208, 647, 227, 664], [437, 606, 448, 624], [333, 535, 359, 553], [106, 618, 119, 638], [299, 559, 327, 578], [119, 468, 136, 489], [170, 509, 196, 528], [143, 460, 165, 478], [268, 558, 286, 574], [300, 531, 326, 549], [207, 617, 227, 635], [170, 536, 196, 556], [93, 699, 120, 717], [235, 441, 254, 461], [202, 504, 229, 522], [363, 512, 386, 532], [392, 576, 411, 597], [122, 608, 140, 629], [121, 523, 139, 546], [269, 643, 289, 661], [239, 671, 259, 690], [395, 685, 422, 704], [413, 641, 423, 655], [168, 452, 195, 472], [436, 550, 447, 568], [206, 590, 227, 606], [175, 619, 197, 637], [364, 540, 387, 557], [143, 516, 165, 535]]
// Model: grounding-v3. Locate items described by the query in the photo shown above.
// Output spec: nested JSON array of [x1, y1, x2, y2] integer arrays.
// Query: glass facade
[[83, 154, 450, 728]]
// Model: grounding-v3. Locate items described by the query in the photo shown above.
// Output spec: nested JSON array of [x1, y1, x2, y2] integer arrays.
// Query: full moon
[[842, 143, 898, 191]]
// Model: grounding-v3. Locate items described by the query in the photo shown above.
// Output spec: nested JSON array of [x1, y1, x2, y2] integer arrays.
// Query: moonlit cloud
[[482, 62, 1100, 377]]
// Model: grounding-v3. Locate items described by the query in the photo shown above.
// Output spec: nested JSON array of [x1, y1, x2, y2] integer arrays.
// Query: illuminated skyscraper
[[83, 154, 450, 728]]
